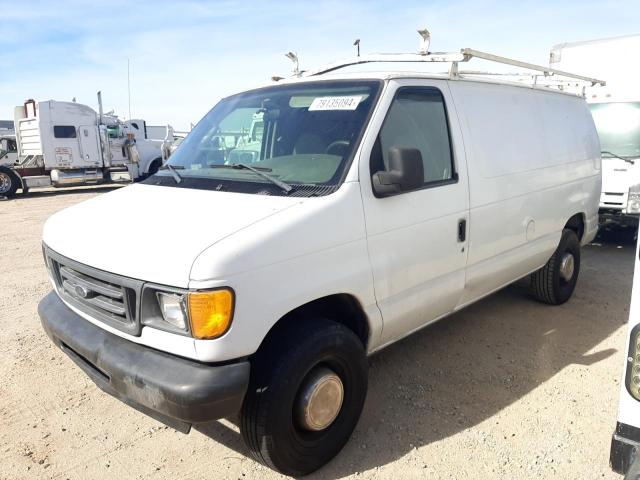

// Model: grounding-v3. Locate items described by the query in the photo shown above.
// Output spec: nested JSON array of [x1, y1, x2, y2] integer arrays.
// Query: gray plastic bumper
[[39, 291, 250, 433]]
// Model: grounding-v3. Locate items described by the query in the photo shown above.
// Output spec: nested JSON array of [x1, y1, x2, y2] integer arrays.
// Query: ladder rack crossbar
[[307, 52, 466, 76], [306, 48, 606, 86], [461, 49, 605, 86]]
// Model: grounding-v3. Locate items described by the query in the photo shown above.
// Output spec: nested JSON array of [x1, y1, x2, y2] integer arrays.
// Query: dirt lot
[[0, 186, 636, 480]]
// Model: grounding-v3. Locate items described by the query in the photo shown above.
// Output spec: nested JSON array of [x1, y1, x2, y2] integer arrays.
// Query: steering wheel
[[325, 140, 350, 156]]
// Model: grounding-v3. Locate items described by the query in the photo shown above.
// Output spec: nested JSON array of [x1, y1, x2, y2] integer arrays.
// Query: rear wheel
[[240, 317, 368, 476], [531, 228, 581, 305], [0, 167, 19, 198]]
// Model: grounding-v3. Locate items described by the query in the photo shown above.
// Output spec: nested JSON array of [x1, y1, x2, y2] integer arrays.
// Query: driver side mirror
[[372, 147, 424, 196]]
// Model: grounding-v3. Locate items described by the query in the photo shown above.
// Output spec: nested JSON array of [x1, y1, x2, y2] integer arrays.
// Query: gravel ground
[[0, 185, 635, 480]]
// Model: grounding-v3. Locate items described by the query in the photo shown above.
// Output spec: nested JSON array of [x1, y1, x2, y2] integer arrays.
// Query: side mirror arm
[[372, 170, 402, 196]]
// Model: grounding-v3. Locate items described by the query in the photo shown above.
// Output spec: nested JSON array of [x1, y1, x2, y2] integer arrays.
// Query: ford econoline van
[[39, 52, 601, 475]]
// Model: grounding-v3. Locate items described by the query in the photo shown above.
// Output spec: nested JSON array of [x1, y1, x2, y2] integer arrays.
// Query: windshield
[[590, 102, 640, 158], [147, 81, 380, 195]]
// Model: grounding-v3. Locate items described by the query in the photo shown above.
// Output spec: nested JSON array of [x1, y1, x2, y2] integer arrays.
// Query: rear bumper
[[611, 422, 640, 476], [39, 291, 250, 433]]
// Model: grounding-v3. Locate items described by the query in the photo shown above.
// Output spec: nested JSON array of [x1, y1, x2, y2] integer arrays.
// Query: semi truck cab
[[0, 95, 171, 198]]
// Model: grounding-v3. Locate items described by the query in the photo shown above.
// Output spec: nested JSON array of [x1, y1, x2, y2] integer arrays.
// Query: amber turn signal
[[187, 289, 234, 339]]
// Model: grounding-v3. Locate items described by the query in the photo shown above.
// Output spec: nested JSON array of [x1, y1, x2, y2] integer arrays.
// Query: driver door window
[[372, 87, 455, 188]]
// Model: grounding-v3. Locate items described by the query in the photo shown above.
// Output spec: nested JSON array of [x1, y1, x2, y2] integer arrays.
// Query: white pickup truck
[[38, 43, 601, 475]]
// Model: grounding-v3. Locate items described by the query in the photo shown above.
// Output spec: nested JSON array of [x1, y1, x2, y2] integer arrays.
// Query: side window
[[53, 125, 77, 138], [372, 88, 454, 186]]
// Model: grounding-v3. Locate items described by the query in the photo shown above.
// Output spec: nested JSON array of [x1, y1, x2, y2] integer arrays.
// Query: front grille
[[45, 247, 143, 335]]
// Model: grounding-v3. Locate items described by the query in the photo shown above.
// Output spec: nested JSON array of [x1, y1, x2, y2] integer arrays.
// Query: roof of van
[[269, 71, 583, 98]]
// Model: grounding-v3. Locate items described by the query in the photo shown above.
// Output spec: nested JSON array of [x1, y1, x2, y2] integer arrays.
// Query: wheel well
[[257, 294, 370, 354], [147, 158, 162, 174], [564, 213, 585, 241]]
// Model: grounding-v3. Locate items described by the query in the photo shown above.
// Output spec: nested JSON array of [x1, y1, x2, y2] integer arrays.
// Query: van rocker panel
[[38, 291, 250, 431]]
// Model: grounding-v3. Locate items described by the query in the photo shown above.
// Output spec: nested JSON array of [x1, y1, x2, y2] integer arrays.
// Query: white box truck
[[0, 93, 173, 197], [38, 34, 601, 476], [550, 34, 640, 227]]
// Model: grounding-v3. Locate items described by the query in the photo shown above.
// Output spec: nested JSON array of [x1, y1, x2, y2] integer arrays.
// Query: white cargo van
[[38, 43, 601, 475]]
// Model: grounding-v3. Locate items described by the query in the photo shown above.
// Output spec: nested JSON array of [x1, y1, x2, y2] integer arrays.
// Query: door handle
[[458, 219, 467, 242]]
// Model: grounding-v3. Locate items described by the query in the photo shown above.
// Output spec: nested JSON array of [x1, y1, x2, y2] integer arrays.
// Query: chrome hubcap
[[559, 253, 575, 282], [295, 367, 344, 431], [0, 172, 10, 194]]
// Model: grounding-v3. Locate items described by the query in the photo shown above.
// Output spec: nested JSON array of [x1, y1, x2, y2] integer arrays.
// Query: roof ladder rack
[[298, 29, 606, 87]]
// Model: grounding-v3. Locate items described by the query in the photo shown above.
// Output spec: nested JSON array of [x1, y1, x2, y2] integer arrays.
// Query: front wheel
[[240, 318, 368, 476], [531, 228, 581, 305], [0, 167, 19, 198]]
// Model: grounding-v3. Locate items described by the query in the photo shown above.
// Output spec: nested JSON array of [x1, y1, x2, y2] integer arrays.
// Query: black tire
[[531, 228, 581, 305], [0, 167, 19, 198], [147, 158, 162, 176], [241, 317, 368, 476]]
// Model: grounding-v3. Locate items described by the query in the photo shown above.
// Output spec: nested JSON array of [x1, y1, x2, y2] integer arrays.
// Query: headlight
[[143, 287, 235, 339], [157, 293, 188, 330], [627, 184, 640, 214]]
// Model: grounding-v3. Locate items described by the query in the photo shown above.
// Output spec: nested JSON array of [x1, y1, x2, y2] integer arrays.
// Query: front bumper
[[39, 291, 250, 433], [611, 422, 640, 477]]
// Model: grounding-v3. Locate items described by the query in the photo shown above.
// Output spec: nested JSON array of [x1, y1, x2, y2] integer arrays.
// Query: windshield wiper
[[207, 163, 293, 194], [159, 164, 183, 183], [601, 151, 636, 164]]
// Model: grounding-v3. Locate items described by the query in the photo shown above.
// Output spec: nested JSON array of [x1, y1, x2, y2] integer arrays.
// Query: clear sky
[[1, 0, 638, 130]]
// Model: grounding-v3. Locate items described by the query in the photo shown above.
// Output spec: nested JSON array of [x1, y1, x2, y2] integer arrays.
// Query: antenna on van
[[354, 39, 361, 57], [417, 28, 431, 55], [285, 52, 300, 76]]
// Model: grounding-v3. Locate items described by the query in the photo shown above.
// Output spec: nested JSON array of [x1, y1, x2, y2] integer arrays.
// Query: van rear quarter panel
[[448, 81, 601, 305]]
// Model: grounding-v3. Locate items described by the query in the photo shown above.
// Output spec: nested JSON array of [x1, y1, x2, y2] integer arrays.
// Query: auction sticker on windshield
[[309, 96, 362, 111]]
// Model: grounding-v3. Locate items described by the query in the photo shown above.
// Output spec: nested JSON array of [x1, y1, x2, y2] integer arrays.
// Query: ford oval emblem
[[75, 285, 89, 298]]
